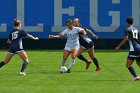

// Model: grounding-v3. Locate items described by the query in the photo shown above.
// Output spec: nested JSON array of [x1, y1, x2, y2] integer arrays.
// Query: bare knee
[[72, 55, 77, 59], [63, 57, 67, 60], [22, 58, 29, 63], [126, 64, 131, 68], [25, 59, 29, 63], [3, 61, 9, 64], [77, 53, 80, 57]]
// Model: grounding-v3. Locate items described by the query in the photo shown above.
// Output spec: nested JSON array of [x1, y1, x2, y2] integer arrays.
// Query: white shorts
[[64, 46, 80, 51]]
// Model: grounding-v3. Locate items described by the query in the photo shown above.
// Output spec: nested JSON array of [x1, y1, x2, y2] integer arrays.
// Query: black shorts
[[81, 41, 94, 51], [8, 46, 24, 55], [128, 51, 140, 61]]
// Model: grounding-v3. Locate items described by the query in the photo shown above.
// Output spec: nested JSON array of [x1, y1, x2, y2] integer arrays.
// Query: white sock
[[61, 59, 66, 66], [68, 59, 75, 69]]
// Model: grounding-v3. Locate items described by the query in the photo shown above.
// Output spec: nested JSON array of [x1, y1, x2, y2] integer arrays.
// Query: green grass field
[[0, 50, 140, 93]]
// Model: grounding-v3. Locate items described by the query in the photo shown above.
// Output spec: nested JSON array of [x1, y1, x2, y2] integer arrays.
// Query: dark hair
[[126, 17, 134, 25], [66, 19, 73, 24], [14, 19, 21, 27]]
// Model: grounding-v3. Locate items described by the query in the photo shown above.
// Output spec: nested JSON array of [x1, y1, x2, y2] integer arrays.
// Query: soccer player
[[49, 19, 86, 73], [0, 19, 39, 75], [73, 18, 101, 71], [115, 17, 140, 80]]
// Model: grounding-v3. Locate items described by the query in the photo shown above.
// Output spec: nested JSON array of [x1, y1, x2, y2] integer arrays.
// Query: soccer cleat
[[86, 60, 91, 69], [95, 67, 101, 71], [19, 72, 26, 76], [67, 69, 71, 73], [134, 76, 140, 81]]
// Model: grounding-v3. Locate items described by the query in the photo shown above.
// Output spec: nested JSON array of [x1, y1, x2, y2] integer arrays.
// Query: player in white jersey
[[49, 19, 86, 73]]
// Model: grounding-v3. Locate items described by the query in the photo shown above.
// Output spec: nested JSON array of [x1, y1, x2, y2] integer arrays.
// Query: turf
[[0, 50, 140, 93]]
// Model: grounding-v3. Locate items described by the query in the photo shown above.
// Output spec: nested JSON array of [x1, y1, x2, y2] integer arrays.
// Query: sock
[[0, 61, 5, 68], [21, 61, 29, 72], [61, 59, 66, 66], [128, 66, 138, 77], [68, 59, 75, 70], [78, 54, 88, 62], [92, 57, 99, 68]]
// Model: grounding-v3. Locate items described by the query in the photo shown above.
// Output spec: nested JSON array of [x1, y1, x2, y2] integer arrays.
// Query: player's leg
[[136, 55, 140, 67], [77, 46, 88, 62], [88, 48, 101, 71], [126, 58, 140, 80], [67, 48, 79, 73], [61, 50, 71, 66], [17, 50, 29, 75], [0, 53, 14, 68], [77, 46, 91, 69]]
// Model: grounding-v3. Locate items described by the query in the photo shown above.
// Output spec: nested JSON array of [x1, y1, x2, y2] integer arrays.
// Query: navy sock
[[0, 61, 5, 68], [128, 67, 138, 77], [21, 61, 29, 72], [92, 57, 99, 68], [78, 54, 88, 62]]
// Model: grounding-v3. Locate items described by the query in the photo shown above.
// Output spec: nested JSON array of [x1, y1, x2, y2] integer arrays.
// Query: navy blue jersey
[[77, 25, 93, 45], [8, 29, 28, 50], [125, 25, 140, 51]]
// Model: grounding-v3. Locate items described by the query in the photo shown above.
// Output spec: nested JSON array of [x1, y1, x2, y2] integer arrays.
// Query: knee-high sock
[[61, 59, 66, 66], [128, 66, 138, 77], [92, 57, 99, 68], [21, 61, 29, 72], [77, 54, 88, 63], [68, 59, 75, 69], [0, 61, 5, 68]]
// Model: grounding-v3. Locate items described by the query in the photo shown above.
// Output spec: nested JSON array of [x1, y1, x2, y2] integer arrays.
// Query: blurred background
[[0, 0, 139, 50]]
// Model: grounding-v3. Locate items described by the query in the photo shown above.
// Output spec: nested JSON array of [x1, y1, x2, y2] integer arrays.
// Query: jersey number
[[12, 31, 19, 40], [132, 30, 138, 39]]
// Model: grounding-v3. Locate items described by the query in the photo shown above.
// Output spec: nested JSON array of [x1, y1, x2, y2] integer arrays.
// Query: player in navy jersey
[[0, 19, 39, 75], [115, 17, 140, 80], [73, 18, 101, 71]]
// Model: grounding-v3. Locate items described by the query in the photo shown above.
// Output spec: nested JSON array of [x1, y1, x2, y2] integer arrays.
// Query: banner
[[0, 0, 139, 38]]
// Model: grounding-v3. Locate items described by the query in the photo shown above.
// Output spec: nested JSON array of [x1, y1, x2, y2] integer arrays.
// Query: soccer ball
[[59, 66, 68, 73]]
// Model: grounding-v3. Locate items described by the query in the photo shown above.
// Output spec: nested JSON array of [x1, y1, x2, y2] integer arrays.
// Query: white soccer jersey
[[61, 27, 84, 49]]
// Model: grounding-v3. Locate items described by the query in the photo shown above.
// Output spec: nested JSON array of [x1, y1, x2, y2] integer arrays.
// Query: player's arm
[[115, 36, 128, 51], [49, 33, 63, 39], [7, 39, 11, 44], [22, 30, 39, 40], [80, 29, 87, 37], [85, 29, 98, 39], [7, 32, 12, 44], [27, 34, 39, 40], [49, 29, 66, 39]]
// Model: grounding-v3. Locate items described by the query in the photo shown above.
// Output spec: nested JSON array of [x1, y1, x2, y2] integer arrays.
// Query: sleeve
[[21, 30, 29, 37], [8, 32, 12, 40], [61, 29, 67, 36]]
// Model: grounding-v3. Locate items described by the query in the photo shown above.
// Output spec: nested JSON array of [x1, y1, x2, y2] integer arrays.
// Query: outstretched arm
[[27, 34, 39, 40], [115, 36, 128, 51], [49, 33, 63, 39], [85, 29, 98, 39]]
